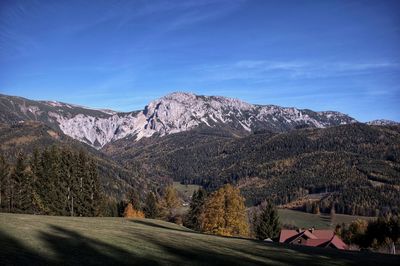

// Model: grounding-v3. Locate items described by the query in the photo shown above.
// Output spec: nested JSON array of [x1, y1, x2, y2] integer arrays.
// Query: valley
[[0, 92, 399, 217]]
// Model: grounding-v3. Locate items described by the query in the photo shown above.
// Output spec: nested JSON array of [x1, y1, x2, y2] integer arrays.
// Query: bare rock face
[[0, 92, 358, 149]]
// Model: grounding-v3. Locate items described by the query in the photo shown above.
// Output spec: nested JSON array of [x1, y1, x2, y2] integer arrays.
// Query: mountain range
[[0, 92, 399, 216], [0, 92, 368, 149]]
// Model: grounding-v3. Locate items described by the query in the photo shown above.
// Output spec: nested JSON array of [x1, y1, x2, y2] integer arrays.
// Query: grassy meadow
[[278, 209, 375, 229], [173, 181, 201, 200], [172, 181, 374, 230], [1, 213, 398, 266]]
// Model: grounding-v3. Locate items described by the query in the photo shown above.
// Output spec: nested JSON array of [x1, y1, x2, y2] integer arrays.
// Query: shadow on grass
[[0, 230, 49, 265], [1, 223, 399, 266], [130, 219, 194, 233], [129, 230, 333, 266], [150, 235, 400, 266], [0, 225, 160, 266], [129, 220, 400, 266]]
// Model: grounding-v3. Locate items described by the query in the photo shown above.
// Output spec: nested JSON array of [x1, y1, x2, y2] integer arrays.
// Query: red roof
[[329, 235, 347, 250], [312, 230, 334, 239], [304, 239, 330, 247], [279, 229, 347, 250], [279, 230, 300, 243]]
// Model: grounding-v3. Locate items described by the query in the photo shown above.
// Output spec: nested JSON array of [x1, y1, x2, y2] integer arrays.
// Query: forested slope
[[105, 124, 400, 216], [0, 121, 152, 200]]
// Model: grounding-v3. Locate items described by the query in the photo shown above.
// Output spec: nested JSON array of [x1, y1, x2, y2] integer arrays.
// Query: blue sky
[[0, 0, 399, 121]]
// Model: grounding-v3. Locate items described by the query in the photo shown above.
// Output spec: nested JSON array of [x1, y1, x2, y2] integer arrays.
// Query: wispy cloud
[[62, 0, 245, 35], [192, 60, 400, 82], [165, 1, 243, 31]]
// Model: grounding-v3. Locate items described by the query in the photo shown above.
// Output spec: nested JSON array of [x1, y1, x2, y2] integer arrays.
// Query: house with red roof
[[279, 228, 347, 250]]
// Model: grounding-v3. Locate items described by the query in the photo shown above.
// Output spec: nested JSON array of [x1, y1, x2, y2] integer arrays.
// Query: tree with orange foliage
[[123, 202, 145, 218], [201, 184, 249, 237], [164, 185, 179, 216]]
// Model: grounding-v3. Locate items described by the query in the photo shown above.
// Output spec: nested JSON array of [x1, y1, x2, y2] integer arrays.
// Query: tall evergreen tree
[[126, 188, 141, 210], [253, 201, 281, 240], [186, 187, 207, 231], [86, 159, 102, 216], [8, 146, 105, 216], [0, 154, 10, 211], [11, 152, 32, 213], [74, 150, 88, 216], [36, 147, 58, 214], [144, 192, 159, 219]]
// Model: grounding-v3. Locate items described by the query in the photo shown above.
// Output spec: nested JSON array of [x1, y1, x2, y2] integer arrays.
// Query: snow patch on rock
[[44, 92, 357, 149]]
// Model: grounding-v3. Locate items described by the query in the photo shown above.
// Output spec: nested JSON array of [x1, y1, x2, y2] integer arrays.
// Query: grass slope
[[1, 213, 398, 266], [278, 209, 375, 229], [173, 182, 201, 199]]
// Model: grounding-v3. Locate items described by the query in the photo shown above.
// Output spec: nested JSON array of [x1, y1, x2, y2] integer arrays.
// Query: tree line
[[336, 214, 400, 254], [121, 183, 281, 240], [0, 146, 103, 216]]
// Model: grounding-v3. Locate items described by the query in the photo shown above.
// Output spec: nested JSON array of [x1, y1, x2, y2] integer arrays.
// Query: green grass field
[[173, 182, 201, 199], [278, 209, 375, 229], [0, 213, 398, 266]]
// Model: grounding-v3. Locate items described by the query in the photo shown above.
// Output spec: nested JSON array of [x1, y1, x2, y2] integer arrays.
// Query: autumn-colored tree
[[224, 185, 250, 237], [348, 219, 368, 245], [123, 202, 145, 218], [312, 202, 320, 214], [364, 215, 399, 254], [201, 187, 225, 235], [163, 185, 179, 218], [201, 184, 249, 237]]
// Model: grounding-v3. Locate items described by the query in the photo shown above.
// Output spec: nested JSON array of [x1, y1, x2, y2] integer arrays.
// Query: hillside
[[105, 123, 400, 216], [0, 213, 398, 266], [0, 121, 152, 199]]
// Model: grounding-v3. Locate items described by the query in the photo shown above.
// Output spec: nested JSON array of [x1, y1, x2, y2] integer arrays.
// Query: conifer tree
[[58, 148, 73, 216], [186, 187, 207, 231], [126, 188, 141, 210], [88, 159, 102, 216], [36, 147, 58, 214], [11, 152, 32, 213], [75, 150, 89, 216], [253, 201, 280, 240], [144, 192, 159, 219], [0, 154, 10, 211], [1, 146, 105, 216]]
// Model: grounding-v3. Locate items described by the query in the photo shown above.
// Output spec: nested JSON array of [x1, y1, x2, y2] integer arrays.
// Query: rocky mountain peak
[[0, 92, 359, 149]]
